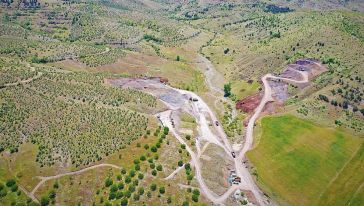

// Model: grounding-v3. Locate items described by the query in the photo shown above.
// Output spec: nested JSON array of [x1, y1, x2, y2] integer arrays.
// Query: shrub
[[163, 127, 169, 135], [138, 173, 144, 180], [152, 170, 157, 176], [120, 198, 128, 206], [156, 164, 163, 171], [150, 183, 157, 191], [184, 163, 191, 170], [6, 179, 16, 187], [133, 193, 140, 201], [159, 186, 165, 194], [110, 184, 118, 193], [151, 146, 157, 153], [138, 187, 144, 195], [125, 176, 131, 184], [124, 191, 131, 198], [10, 184, 18, 192], [105, 178, 113, 187], [129, 170, 136, 177], [178, 160, 183, 167], [192, 189, 200, 196], [40, 196, 49, 206], [140, 155, 146, 161], [116, 191, 123, 199], [192, 194, 199, 202], [48, 190, 56, 199], [108, 192, 116, 200]]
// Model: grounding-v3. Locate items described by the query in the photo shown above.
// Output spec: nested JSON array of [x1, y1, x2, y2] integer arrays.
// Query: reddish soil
[[236, 92, 263, 113], [243, 190, 259, 205]]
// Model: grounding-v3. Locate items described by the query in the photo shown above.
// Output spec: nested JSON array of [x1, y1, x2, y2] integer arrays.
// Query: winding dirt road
[[30, 163, 121, 198], [159, 63, 310, 205]]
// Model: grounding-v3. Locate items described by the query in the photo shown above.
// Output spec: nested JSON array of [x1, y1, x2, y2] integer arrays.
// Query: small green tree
[[120, 198, 128, 206], [138, 187, 144, 195], [104, 178, 113, 187], [150, 183, 157, 191], [192, 194, 199, 202], [156, 164, 163, 171], [224, 83, 231, 97], [176, 56, 180, 61], [40, 196, 49, 206], [159, 186, 165, 194]]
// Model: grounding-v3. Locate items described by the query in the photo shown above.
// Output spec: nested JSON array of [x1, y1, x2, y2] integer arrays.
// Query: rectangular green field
[[247, 115, 363, 206]]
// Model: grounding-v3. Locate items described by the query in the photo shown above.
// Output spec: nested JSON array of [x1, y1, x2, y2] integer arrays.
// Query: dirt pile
[[236, 92, 263, 113]]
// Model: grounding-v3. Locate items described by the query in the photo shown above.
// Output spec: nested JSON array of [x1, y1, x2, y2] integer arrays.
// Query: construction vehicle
[[231, 151, 236, 158]]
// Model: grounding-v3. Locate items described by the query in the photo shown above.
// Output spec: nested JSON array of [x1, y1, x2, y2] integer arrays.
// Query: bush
[[120, 198, 128, 206], [150, 183, 157, 191], [128, 185, 135, 193], [0, 189, 7, 198], [129, 170, 136, 177], [6, 179, 16, 187], [116, 191, 123, 199], [192, 194, 199, 202], [118, 183, 124, 190], [144, 144, 149, 150], [192, 189, 200, 196], [156, 164, 163, 171], [184, 163, 191, 171], [10, 184, 18, 192], [224, 83, 231, 97], [125, 176, 131, 184], [48, 190, 56, 199], [104, 178, 113, 187], [159, 186, 165, 194], [124, 191, 131, 198], [151, 146, 157, 153], [182, 201, 189, 206], [138, 187, 144, 195], [163, 127, 169, 135], [138, 173, 144, 180], [140, 155, 146, 161], [110, 184, 118, 193], [133, 193, 140, 201], [152, 170, 157, 176], [185, 135, 191, 140], [108, 192, 116, 200], [40, 196, 49, 206], [178, 160, 183, 167]]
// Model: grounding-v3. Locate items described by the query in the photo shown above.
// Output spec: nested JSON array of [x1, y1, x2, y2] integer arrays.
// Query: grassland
[[247, 115, 363, 206], [0, 0, 363, 205]]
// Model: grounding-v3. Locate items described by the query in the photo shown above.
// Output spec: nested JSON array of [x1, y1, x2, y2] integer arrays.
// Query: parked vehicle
[[231, 151, 236, 158]]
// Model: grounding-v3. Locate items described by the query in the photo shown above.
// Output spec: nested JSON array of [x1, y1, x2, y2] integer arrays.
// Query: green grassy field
[[247, 115, 363, 206]]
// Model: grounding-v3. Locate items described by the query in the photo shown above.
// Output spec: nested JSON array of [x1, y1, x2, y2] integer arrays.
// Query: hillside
[[0, 0, 363, 206]]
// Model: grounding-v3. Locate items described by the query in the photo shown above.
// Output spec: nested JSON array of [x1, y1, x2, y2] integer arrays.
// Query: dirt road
[[30, 163, 121, 197]]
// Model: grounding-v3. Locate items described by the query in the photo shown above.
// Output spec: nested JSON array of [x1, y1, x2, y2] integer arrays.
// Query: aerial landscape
[[0, 0, 363, 205]]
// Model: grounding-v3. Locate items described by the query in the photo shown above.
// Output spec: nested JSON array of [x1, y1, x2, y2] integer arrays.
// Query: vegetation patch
[[247, 115, 363, 206]]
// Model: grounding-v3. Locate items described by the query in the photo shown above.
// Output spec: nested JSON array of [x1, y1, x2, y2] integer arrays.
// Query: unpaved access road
[[156, 65, 310, 205], [30, 163, 121, 198]]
